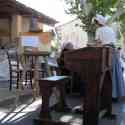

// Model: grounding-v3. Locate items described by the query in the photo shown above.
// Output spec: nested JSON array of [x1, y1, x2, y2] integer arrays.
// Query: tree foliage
[[64, 0, 125, 39]]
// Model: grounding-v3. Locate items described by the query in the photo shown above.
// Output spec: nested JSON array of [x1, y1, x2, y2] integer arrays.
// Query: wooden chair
[[6, 49, 40, 107], [7, 49, 38, 91], [6, 49, 21, 91]]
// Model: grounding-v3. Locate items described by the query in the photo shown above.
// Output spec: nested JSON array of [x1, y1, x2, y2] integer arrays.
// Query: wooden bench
[[36, 76, 71, 124]]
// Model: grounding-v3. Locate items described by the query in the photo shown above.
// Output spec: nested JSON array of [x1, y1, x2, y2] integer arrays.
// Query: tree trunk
[[87, 31, 95, 43]]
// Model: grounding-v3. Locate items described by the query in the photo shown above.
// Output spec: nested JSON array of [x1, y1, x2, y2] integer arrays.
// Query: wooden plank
[[0, 14, 11, 18], [0, 8, 17, 14], [0, 0, 57, 26], [0, 33, 10, 36], [0, 3, 16, 8]]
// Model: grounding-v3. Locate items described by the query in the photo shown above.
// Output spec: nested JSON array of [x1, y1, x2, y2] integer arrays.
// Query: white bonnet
[[94, 14, 107, 26]]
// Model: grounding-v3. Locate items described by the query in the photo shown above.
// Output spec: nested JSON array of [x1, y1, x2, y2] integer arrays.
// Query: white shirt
[[95, 26, 117, 45]]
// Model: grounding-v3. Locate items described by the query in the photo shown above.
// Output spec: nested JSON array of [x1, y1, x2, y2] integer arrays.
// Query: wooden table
[[23, 51, 50, 67], [38, 76, 70, 120], [22, 51, 50, 99]]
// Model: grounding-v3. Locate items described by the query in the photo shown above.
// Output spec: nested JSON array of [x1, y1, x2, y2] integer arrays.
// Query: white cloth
[[95, 26, 117, 45], [94, 14, 107, 26]]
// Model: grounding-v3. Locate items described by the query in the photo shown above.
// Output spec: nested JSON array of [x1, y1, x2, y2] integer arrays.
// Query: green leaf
[[64, 0, 125, 38]]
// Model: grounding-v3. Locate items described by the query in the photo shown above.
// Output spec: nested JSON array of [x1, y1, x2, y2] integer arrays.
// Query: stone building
[[0, 0, 58, 48]]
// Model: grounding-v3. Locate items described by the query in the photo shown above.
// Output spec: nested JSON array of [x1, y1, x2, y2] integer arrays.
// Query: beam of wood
[[0, 7, 17, 14], [0, 0, 57, 25], [0, 33, 10, 37], [0, 13, 11, 18], [0, 3, 16, 8]]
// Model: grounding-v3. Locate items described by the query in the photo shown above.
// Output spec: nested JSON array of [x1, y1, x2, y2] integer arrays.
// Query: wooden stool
[[38, 76, 70, 124]]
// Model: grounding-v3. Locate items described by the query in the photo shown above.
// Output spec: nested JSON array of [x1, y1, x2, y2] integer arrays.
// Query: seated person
[[58, 42, 85, 113], [57, 42, 74, 75], [57, 42, 74, 93]]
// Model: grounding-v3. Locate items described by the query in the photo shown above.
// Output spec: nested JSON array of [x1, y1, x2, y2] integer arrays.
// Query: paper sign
[[21, 36, 40, 47]]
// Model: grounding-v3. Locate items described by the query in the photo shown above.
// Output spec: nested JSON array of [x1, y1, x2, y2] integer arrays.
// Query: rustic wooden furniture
[[6, 50, 22, 91], [23, 51, 50, 78], [23, 50, 50, 99], [23, 51, 50, 73], [64, 46, 113, 125], [6, 49, 37, 107], [6, 49, 34, 91], [36, 76, 70, 125]]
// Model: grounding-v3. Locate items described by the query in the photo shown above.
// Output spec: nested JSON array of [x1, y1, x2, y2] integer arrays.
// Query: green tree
[[64, 0, 125, 41]]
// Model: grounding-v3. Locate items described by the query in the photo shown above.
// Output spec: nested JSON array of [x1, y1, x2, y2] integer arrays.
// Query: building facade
[[56, 19, 88, 49], [0, 0, 57, 48]]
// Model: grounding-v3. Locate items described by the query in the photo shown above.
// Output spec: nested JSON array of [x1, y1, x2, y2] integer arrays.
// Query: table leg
[[39, 85, 52, 120]]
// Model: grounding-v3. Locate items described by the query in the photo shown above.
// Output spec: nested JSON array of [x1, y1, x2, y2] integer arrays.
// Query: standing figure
[[94, 14, 116, 46], [94, 14, 125, 100]]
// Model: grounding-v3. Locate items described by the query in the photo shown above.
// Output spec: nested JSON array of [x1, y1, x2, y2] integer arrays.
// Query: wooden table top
[[23, 51, 50, 57], [39, 75, 70, 81]]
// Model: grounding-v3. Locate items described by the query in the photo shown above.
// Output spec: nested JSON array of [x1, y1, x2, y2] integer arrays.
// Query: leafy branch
[[64, 0, 125, 40]]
